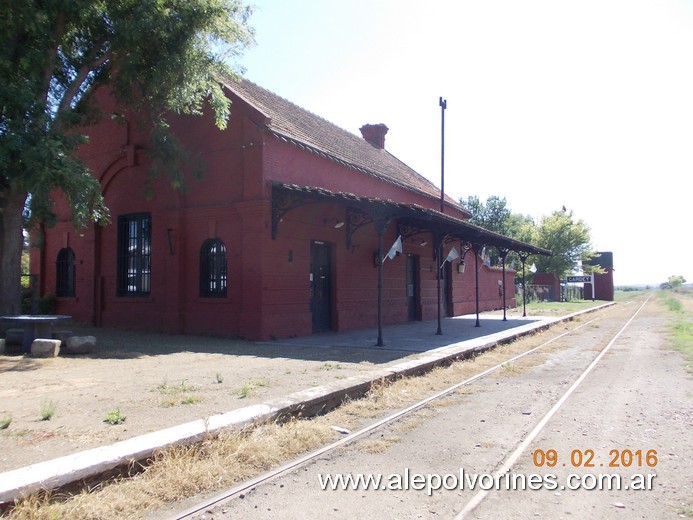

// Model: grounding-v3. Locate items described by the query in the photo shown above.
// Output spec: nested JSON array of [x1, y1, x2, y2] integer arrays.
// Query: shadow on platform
[[66, 314, 549, 365]]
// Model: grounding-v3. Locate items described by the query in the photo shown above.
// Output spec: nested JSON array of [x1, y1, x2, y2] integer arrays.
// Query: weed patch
[[236, 379, 270, 399], [0, 415, 11, 430], [155, 379, 200, 407], [659, 292, 693, 365], [104, 408, 126, 425], [39, 400, 56, 421]]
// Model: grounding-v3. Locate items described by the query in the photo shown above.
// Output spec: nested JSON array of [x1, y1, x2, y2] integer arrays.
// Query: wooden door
[[406, 254, 420, 321], [310, 241, 332, 332]]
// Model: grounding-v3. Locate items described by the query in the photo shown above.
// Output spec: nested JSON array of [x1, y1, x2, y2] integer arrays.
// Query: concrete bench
[[30, 339, 61, 358], [4, 328, 25, 346], [63, 335, 96, 355], [52, 330, 74, 347]]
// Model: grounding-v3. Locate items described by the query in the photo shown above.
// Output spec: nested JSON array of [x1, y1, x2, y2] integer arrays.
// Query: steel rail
[[454, 294, 651, 519], [170, 312, 611, 520]]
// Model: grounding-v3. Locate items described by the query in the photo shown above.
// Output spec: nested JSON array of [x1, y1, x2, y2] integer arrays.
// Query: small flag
[[383, 235, 403, 263], [441, 246, 459, 268], [481, 247, 490, 266]]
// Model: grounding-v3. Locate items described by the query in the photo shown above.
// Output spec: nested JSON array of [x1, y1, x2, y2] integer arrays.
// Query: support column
[[520, 253, 529, 317], [373, 217, 390, 347], [473, 244, 483, 327], [434, 232, 445, 335], [499, 249, 509, 322]]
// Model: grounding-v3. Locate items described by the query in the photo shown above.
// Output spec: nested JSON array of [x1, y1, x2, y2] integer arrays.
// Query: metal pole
[[475, 247, 481, 327], [376, 230, 384, 347], [439, 97, 446, 214], [591, 274, 595, 301], [436, 238, 442, 335], [521, 255, 527, 317], [501, 252, 507, 321]]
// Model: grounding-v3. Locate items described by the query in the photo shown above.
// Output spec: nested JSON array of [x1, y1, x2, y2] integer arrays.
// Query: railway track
[[169, 298, 652, 520]]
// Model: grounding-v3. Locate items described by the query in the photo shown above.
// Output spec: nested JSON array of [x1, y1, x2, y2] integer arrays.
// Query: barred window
[[200, 238, 227, 298], [117, 213, 151, 296], [56, 247, 75, 297]]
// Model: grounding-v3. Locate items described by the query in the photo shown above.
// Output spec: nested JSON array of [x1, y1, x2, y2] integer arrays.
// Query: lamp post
[[436, 96, 447, 335], [471, 244, 484, 327], [439, 97, 446, 214], [519, 253, 528, 317], [499, 248, 509, 321], [436, 237, 443, 335]]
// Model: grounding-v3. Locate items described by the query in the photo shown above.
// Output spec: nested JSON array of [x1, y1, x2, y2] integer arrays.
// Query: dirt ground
[[0, 327, 407, 473], [187, 294, 692, 520]]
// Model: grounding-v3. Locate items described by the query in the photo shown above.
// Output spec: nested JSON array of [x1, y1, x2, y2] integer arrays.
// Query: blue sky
[[237, 0, 693, 287]]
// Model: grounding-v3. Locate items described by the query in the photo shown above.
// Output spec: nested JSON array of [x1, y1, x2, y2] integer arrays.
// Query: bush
[[21, 290, 57, 314]]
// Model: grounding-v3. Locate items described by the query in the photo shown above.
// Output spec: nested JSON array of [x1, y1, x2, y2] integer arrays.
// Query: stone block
[[31, 339, 61, 358], [52, 330, 74, 347], [64, 335, 96, 355], [5, 329, 25, 347]]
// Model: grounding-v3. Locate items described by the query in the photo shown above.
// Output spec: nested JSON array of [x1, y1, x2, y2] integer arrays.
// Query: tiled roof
[[222, 78, 465, 213]]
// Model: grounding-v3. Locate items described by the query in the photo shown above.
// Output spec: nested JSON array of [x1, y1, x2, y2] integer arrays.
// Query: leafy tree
[[661, 275, 686, 290], [460, 198, 600, 287], [0, 0, 253, 314], [461, 195, 535, 269], [462, 195, 510, 265], [531, 209, 596, 279], [463, 195, 511, 235]]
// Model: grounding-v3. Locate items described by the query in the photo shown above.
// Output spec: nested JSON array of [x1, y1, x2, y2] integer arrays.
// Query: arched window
[[200, 238, 227, 298], [56, 247, 76, 297]]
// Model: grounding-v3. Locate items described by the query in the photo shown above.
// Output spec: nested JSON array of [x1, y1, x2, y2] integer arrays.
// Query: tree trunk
[[0, 183, 28, 316]]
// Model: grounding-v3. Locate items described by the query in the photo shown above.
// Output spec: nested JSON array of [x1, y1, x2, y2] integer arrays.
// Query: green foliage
[[531, 210, 595, 280], [21, 290, 56, 314], [0, 415, 11, 430], [461, 195, 535, 267], [236, 379, 269, 398], [460, 196, 598, 282], [20, 250, 30, 278], [0, 0, 254, 314], [156, 379, 200, 407], [663, 296, 683, 312], [181, 395, 201, 405], [522, 299, 603, 315], [104, 408, 126, 425], [658, 292, 692, 366], [40, 399, 57, 421], [462, 195, 512, 235], [663, 275, 687, 290]]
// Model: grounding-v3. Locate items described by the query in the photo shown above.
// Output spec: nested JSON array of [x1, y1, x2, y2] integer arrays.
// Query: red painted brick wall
[[532, 272, 561, 302], [33, 87, 516, 341]]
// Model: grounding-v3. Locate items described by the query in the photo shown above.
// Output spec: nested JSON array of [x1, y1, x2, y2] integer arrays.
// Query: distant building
[[530, 272, 561, 302], [584, 252, 615, 301], [32, 78, 548, 341]]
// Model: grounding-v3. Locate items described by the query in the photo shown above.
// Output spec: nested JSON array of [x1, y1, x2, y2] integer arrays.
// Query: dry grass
[[5, 419, 336, 520], [2, 314, 605, 520], [359, 436, 403, 454]]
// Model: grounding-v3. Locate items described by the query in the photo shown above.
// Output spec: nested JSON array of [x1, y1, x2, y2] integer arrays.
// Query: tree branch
[[56, 47, 111, 120], [40, 13, 66, 109]]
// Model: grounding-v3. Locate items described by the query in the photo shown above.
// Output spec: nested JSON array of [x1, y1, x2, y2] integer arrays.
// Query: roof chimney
[[359, 123, 389, 149]]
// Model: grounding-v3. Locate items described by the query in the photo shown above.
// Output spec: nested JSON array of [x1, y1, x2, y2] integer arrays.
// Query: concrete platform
[[0, 305, 612, 505]]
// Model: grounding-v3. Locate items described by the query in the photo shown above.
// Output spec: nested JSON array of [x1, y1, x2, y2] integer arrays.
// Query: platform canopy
[[271, 182, 551, 257]]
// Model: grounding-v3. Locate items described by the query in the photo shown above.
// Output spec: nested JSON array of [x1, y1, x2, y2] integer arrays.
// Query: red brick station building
[[31, 79, 549, 342]]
